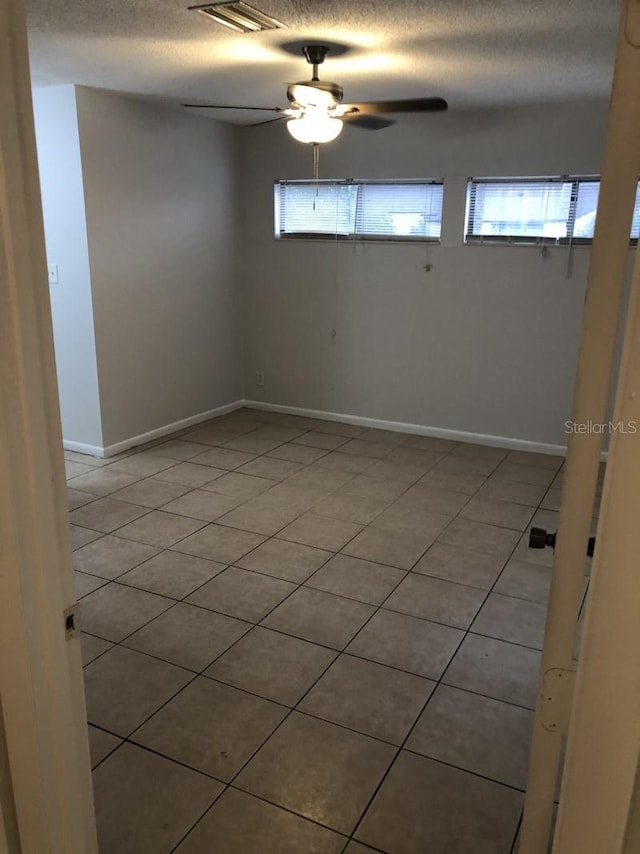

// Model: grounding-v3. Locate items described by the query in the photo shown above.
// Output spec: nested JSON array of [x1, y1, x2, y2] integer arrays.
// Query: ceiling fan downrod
[[303, 44, 329, 81]]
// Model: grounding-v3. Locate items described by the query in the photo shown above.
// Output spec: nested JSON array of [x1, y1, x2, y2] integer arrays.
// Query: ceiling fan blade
[[182, 103, 283, 112], [342, 114, 395, 130], [245, 115, 290, 128], [341, 97, 448, 115]]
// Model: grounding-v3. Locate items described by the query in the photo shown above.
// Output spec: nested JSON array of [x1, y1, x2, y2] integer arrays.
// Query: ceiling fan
[[184, 44, 448, 145]]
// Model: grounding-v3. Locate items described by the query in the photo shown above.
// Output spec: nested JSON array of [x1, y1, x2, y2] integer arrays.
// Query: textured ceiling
[[27, 0, 621, 123]]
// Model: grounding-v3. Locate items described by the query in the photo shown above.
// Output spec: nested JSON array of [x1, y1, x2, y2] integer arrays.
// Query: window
[[274, 180, 443, 241], [466, 177, 640, 244]]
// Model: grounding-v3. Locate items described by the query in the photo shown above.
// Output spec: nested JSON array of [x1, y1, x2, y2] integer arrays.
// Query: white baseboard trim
[[62, 439, 104, 456], [63, 399, 244, 458], [244, 399, 572, 457]]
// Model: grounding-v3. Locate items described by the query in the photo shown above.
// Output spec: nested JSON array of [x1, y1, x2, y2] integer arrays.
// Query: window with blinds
[[466, 177, 640, 244], [274, 180, 443, 241]]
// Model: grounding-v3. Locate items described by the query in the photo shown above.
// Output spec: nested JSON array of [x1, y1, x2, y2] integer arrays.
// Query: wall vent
[[189, 1, 286, 32]]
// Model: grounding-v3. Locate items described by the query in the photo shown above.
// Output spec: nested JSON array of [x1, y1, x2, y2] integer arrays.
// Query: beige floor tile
[[341, 475, 409, 502], [346, 609, 463, 680], [299, 654, 435, 745], [75, 571, 108, 600], [313, 492, 390, 525], [364, 459, 427, 483], [492, 462, 556, 487], [72, 535, 158, 580], [156, 462, 226, 487], [355, 751, 522, 854], [338, 438, 393, 458], [109, 454, 178, 477], [150, 439, 210, 460], [478, 478, 548, 506], [384, 574, 486, 629], [392, 485, 470, 517], [278, 513, 362, 551], [84, 646, 192, 735], [115, 510, 207, 547], [69, 497, 149, 533], [471, 593, 547, 649], [124, 601, 251, 670], [371, 506, 450, 539], [412, 542, 506, 589], [186, 567, 296, 623], [191, 447, 257, 470], [267, 443, 329, 464], [293, 431, 350, 450], [494, 558, 553, 604], [460, 496, 536, 531], [418, 468, 487, 495], [224, 435, 284, 454], [80, 582, 174, 642], [236, 538, 332, 583], [342, 526, 433, 570], [313, 422, 366, 438], [401, 436, 459, 453], [443, 634, 541, 709], [65, 460, 98, 480], [216, 497, 302, 536], [119, 550, 226, 599], [93, 743, 222, 853], [109, 477, 191, 508], [88, 725, 122, 768], [80, 632, 112, 666], [262, 588, 375, 650], [134, 676, 287, 781], [69, 524, 103, 550], [173, 523, 266, 563], [161, 489, 243, 522], [406, 684, 533, 790], [305, 554, 405, 606], [176, 788, 345, 854], [434, 454, 501, 477], [236, 456, 304, 481], [183, 425, 239, 445], [205, 626, 337, 706], [67, 487, 97, 510], [315, 451, 377, 474], [202, 471, 277, 499], [235, 712, 395, 834], [438, 518, 520, 559]]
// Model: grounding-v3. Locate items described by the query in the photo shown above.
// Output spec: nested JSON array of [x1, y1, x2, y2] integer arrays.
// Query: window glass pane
[[632, 184, 640, 239], [469, 181, 573, 239], [573, 181, 599, 238], [275, 183, 356, 235], [355, 183, 443, 238]]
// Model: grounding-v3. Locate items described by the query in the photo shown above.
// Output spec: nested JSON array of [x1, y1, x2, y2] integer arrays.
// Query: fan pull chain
[[313, 143, 320, 191]]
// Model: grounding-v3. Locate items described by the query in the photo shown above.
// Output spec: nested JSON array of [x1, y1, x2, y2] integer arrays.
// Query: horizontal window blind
[[467, 180, 573, 241], [275, 182, 356, 235], [275, 180, 443, 240], [467, 177, 640, 243], [354, 183, 443, 238]]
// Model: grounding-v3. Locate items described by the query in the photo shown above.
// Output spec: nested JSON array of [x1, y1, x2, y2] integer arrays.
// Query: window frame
[[465, 175, 639, 246], [274, 178, 444, 244]]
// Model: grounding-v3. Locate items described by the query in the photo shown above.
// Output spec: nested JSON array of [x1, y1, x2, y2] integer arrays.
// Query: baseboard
[[62, 439, 105, 456], [63, 399, 244, 458], [244, 399, 571, 457]]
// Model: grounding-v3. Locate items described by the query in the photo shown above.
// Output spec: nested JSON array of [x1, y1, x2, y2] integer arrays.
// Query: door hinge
[[541, 667, 576, 733]]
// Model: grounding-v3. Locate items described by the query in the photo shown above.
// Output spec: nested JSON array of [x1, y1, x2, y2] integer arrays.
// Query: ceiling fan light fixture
[[189, 1, 285, 33], [287, 112, 343, 144]]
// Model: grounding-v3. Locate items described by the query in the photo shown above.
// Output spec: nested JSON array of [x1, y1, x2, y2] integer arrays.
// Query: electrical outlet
[[47, 264, 58, 285], [256, 371, 265, 387]]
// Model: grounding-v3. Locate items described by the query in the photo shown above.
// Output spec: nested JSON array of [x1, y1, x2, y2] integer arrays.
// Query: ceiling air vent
[[189, 1, 286, 32]]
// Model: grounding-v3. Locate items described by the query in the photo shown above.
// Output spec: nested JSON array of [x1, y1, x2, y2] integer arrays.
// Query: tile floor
[[66, 408, 599, 853]]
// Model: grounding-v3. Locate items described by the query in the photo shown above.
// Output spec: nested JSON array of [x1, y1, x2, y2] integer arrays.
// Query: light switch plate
[[47, 264, 58, 285]]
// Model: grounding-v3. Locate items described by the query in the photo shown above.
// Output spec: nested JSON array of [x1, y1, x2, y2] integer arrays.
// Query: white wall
[[32, 85, 103, 450], [239, 99, 612, 448], [75, 88, 243, 449]]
